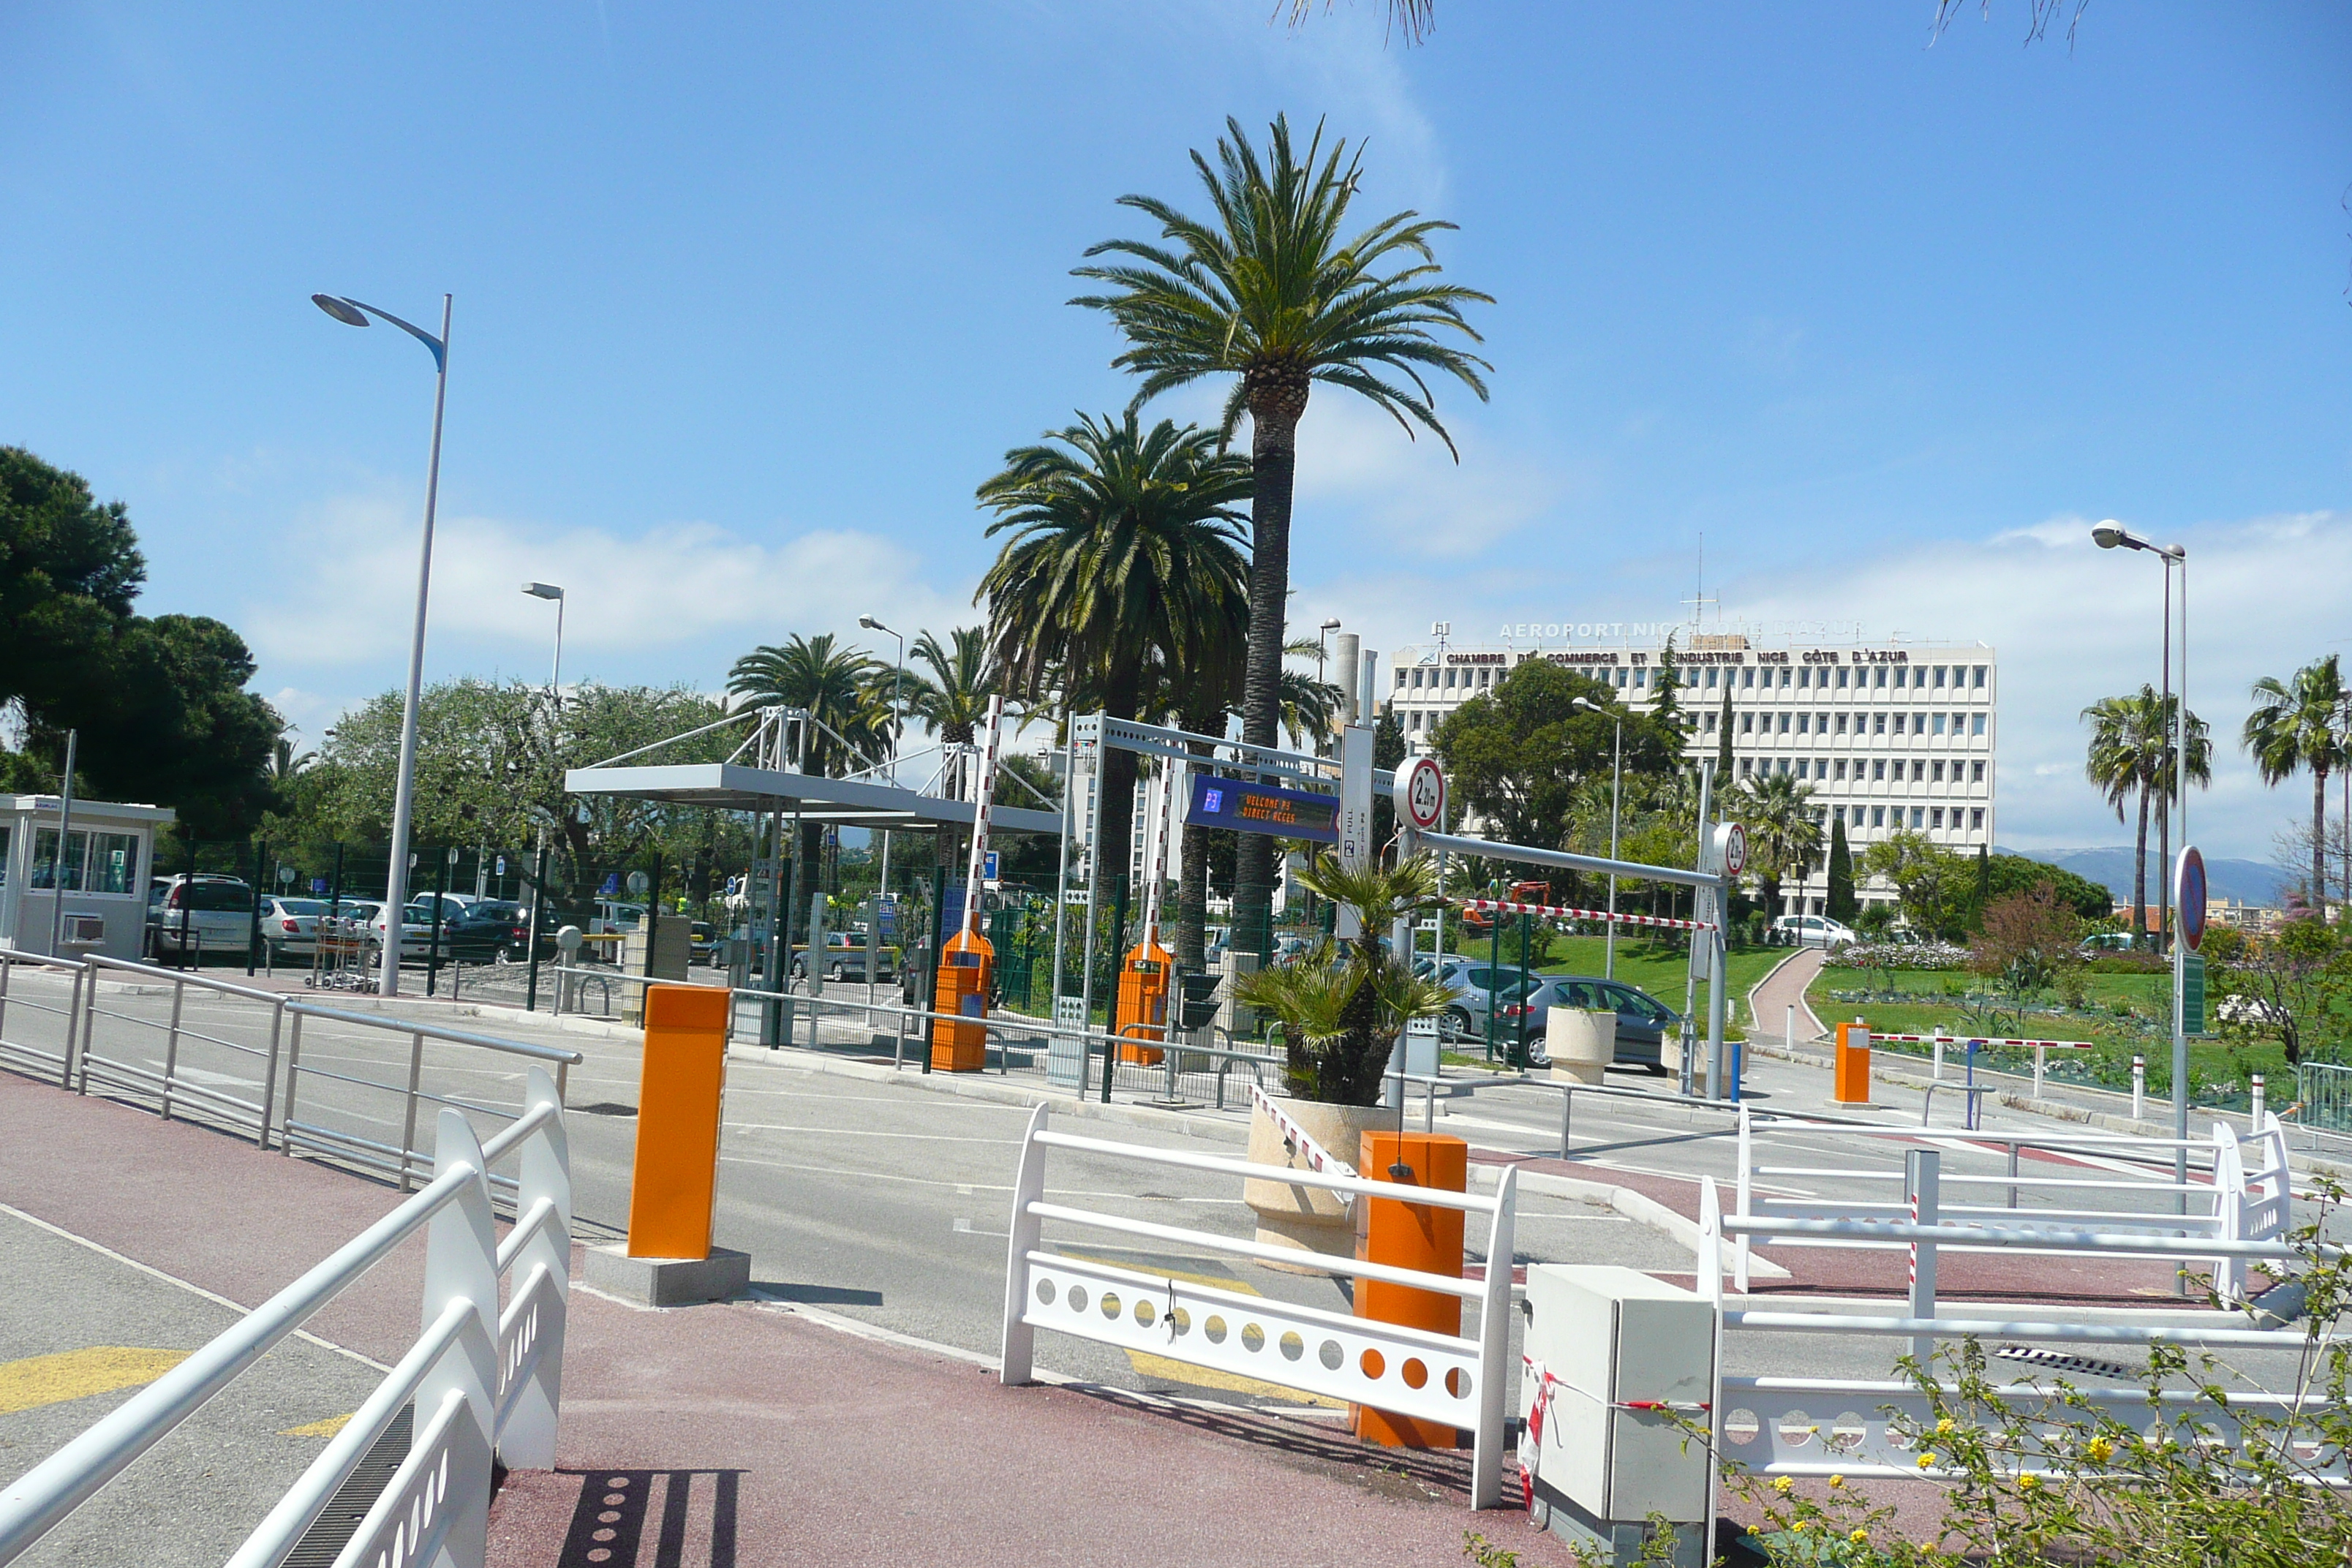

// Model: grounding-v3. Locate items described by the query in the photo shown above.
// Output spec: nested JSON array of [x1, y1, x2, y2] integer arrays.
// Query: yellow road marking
[[0, 1348, 189, 1414], [1056, 1251, 1346, 1407], [279, 1413, 355, 1438]]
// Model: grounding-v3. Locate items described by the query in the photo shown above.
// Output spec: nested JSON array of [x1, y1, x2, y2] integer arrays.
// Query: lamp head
[[858, 614, 893, 633], [521, 581, 565, 601], [312, 293, 371, 328], [2091, 522, 2131, 551], [1319, 617, 1342, 633]]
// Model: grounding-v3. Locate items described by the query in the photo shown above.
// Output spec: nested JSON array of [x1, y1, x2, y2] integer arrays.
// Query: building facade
[[1384, 631, 1999, 919]]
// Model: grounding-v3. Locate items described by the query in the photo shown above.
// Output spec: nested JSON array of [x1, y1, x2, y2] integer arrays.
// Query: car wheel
[[828, 962, 846, 981], [1442, 1007, 1471, 1039]]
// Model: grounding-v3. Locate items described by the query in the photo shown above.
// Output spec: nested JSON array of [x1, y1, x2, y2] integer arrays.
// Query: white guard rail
[[1689, 1174, 2340, 1488], [0, 1070, 570, 1568], [998, 1106, 1519, 1509], [1728, 1106, 2293, 1302]]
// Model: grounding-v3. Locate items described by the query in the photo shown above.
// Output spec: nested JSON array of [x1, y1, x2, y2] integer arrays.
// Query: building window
[[1741, 667, 1755, 688], [1872, 760, 1885, 781], [1816, 712, 1829, 732], [1972, 712, 1986, 736], [1606, 667, 1617, 687], [1890, 713, 1904, 734], [1703, 711, 1717, 733], [1910, 807, 1925, 829], [1870, 666, 1884, 687], [1932, 808, 1945, 829], [1738, 712, 1752, 734], [1833, 714, 1846, 734], [1740, 758, 1754, 777], [1634, 668, 1648, 687], [1873, 712, 1885, 734], [1971, 808, 1984, 830], [1836, 667, 1850, 688], [1704, 666, 1717, 688], [1409, 710, 1422, 731], [1932, 713, 1947, 736], [1794, 759, 1808, 780], [1797, 667, 1810, 689], [1411, 668, 1422, 687], [1933, 666, 1946, 687], [1931, 760, 1945, 782], [1912, 761, 1926, 781], [1796, 714, 1809, 735], [1395, 669, 1407, 689], [1872, 806, 1885, 827], [1973, 666, 1986, 687], [1779, 667, 1792, 687], [1778, 713, 1790, 734], [1972, 761, 1985, 783], [1834, 758, 1847, 780], [1776, 758, 1789, 775]]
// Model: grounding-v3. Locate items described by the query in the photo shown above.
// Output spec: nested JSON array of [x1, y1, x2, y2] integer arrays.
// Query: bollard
[[2132, 1055, 2146, 1121], [625, 984, 731, 1260], [2251, 1074, 2266, 1126], [1931, 1029, 1948, 1082], [1354, 1130, 1468, 1450], [1832, 1019, 1872, 1107], [1785, 1002, 1796, 1048]]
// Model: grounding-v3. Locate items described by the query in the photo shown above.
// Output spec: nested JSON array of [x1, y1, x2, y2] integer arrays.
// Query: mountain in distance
[[1993, 846, 2291, 909]]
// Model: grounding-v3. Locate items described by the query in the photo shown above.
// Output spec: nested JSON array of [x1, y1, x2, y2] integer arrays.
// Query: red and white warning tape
[[1248, 1082, 1359, 1182], [1867, 1033, 2095, 1050], [1460, 897, 1714, 933]]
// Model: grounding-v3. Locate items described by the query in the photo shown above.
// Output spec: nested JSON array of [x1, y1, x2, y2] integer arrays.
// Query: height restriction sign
[[1396, 756, 1447, 833]]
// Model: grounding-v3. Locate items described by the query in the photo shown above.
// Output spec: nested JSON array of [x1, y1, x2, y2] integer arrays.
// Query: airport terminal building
[[1385, 628, 1999, 920]]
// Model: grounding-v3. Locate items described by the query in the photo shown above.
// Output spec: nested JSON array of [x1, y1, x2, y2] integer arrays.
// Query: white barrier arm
[[1249, 1082, 1358, 1181], [1471, 1164, 1516, 1511]]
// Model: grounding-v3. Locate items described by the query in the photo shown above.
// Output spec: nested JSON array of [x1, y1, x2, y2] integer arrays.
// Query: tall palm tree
[[1073, 113, 1490, 955], [270, 736, 314, 783], [726, 633, 887, 880], [976, 412, 1251, 903], [896, 626, 998, 799], [1733, 771, 1824, 922], [2245, 655, 2347, 906], [1278, 636, 1346, 754], [2083, 689, 2166, 943]]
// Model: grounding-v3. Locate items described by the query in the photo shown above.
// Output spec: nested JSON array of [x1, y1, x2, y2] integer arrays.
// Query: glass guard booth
[[0, 796, 176, 962]]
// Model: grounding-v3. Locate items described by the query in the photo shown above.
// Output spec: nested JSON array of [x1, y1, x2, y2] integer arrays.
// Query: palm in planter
[[1237, 852, 1452, 1105]]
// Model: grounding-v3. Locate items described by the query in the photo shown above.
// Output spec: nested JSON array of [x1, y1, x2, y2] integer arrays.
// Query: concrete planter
[[1244, 1096, 1391, 1267], [1545, 1009, 1618, 1086]]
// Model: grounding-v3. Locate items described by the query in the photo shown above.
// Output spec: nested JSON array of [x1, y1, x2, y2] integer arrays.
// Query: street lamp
[[859, 614, 908, 921], [2091, 519, 2192, 1218], [521, 582, 565, 698], [315, 291, 451, 998], [1574, 696, 1625, 979]]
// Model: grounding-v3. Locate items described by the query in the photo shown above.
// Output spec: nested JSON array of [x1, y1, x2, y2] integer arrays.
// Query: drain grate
[[284, 1403, 412, 1567], [1994, 1344, 2138, 1382]]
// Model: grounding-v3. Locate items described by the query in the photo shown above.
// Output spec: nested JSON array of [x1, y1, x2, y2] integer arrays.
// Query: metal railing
[[0, 950, 583, 1199], [999, 1105, 1520, 1510], [0, 1071, 570, 1568]]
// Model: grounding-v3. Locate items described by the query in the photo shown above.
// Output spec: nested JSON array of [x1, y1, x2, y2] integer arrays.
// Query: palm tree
[[726, 633, 888, 881], [1733, 771, 1824, 923], [1278, 636, 1346, 754], [270, 736, 314, 783], [2083, 689, 2165, 943], [1073, 113, 1490, 957], [2245, 655, 2347, 907], [977, 412, 1251, 902], [897, 626, 997, 799]]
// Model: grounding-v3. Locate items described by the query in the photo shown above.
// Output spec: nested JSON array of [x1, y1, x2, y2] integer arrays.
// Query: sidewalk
[[0, 1068, 1591, 1567]]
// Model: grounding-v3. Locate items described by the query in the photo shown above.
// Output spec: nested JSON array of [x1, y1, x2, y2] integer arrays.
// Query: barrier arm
[[1000, 1104, 1052, 1385], [1734, 1107, 1754, 1294]]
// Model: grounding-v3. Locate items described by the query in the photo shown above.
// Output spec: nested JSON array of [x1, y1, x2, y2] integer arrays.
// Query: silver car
[[259, 896, 328, 959]]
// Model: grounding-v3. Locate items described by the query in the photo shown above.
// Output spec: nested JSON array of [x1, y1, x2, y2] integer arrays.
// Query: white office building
[[1384, 630, 1999, 919]]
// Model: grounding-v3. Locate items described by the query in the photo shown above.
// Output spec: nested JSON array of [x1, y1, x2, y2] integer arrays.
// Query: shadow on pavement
[[554, 1468, 742, 1567]]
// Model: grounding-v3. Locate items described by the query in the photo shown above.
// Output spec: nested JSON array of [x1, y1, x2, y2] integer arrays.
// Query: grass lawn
[[1803, 962, 2285, 1107], [1522, 934, 1787, 1016]]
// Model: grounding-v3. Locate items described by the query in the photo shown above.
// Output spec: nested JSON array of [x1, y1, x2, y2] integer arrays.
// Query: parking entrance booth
[[1114, 937, 1172, 1063], [931, 927, 994, 1071]]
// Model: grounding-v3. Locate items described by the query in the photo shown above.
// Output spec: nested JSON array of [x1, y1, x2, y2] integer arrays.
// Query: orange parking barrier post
[[625, 984, 731, 1260], [1353, 1129, 1469, 1449], [931, 927, 993, 1072], [1114, 936, 1172, 1063], [1833, 1020, 1872, 1107]]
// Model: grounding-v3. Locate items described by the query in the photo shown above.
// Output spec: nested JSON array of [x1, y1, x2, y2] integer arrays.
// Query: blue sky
[[4, 3, 2348, 859]]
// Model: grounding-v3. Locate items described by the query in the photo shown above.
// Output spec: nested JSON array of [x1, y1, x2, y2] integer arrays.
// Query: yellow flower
[[1772, 1476, 1793, 1494], [2019, 1473, 2039, 1491], [1828, 1474, 1844, 1489], [1918, 1452, 1937, 1469], [1790, 1519, 1809, 1533], [1850, 1530, 1870, 1545], [1936, 1417, 1955, 1436], [2085, 1436, 2115, 1463]]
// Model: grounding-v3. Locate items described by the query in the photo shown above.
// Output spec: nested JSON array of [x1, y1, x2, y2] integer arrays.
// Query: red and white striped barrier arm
[[1458, 897, 1714, 933], [1249, 1082, 1358, 1182], [1866, 1033, 2096, 1049]]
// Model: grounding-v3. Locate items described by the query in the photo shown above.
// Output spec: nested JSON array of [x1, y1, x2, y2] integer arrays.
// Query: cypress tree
[[1716, 683, 1734, 783], [1826, 815, 1857, 923]]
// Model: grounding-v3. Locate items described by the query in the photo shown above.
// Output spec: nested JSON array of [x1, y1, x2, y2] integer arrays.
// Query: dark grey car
[[1518, 976, 1681, 1071]]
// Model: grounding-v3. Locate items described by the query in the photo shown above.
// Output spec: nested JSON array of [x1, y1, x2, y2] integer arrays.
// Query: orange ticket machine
[[1114, 938, 1173, 1063], [1353, 1130, 1469, 1450], [931, 927, 994, 1072], [625, 984, 733, 1260], [1833, 1020, 1873, 1107]]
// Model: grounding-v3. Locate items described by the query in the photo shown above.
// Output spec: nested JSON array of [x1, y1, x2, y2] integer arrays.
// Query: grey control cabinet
[[1519, 1264, 1714, 1567]]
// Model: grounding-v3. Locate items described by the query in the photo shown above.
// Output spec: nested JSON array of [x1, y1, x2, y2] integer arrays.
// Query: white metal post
[[1905, 1148, 1941, 1366], [1470, 1164, 1518, 1512], [500, 1068, 570, 1469], [408, 1108, 496, 1568], [1000, 1105, 1051, 1384], [159, 975, 186, 1121]]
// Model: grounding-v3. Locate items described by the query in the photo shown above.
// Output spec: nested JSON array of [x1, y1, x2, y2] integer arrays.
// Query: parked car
[[2078, 932, 2138, 957], [430, 899, 548, 962], [147, 875, 256, 959], [790, 930, 898, 984], [354, 901, 433, 959], [1423, 957, 1545, 1041], [1771, 914, 1858, 949], [258, 896, 328, 960], [1504, 976, 1684, 1071], [690, 921, 721, 964]]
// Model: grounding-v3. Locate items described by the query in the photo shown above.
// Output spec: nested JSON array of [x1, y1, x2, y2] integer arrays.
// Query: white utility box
[[1520, 1264, 1714, 1567]]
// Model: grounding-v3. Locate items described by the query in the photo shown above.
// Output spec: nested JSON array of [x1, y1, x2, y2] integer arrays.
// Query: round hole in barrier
[[1204, 1315, 1227, 1344], [1068, 1286, 1088, 1313], [592, 1529, 617, 1543], [1360, 1348, 1386, 1379], [1241, 1323, 1266, 1353], [1169, 1308, 1191, 1336], [1099, 1292, 1122, 1320], [1278, 1330, 1305, 1362], [606, 1477, 630, 1488], [1829, 1414, 1868, 1453], [1134, 1300, 1156, 1328], [1035, 1278, 1056, 1306], [1319, 1339, 1344, 1371], [1723, 1409, 1760, 1447], [602, 1494, 625, 1507], [598, 1511, 621, 1524], [1401, 1358, 1428, 1390], [1885, 1422, 1914, 1452], [587, 1553, 611, 1565], [1776, 1409, 1814, 1448], [1446, 1367, 1471, 1399]]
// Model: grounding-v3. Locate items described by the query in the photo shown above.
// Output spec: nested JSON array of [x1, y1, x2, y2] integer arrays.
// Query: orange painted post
[[1352, 1129, 1469, 1450], [1833, 1021, 1872, 1107], [625, 984, 732, 1259], [930, 927, 993, 1072], [1114, 937, 1172, 1063]]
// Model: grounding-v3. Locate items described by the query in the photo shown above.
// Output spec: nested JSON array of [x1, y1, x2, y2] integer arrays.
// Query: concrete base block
[[584, 1243, 751, 1308]]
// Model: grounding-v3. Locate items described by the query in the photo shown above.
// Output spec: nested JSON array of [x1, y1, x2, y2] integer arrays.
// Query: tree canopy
[[1431, 659, 1681, 853]]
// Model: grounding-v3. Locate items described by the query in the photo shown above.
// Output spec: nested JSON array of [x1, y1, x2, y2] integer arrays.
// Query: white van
[[1771, 913, 1858, 949], [148, 875, 256, 958]]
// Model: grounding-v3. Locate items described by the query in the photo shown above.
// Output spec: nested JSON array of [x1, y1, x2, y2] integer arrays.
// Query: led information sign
[[1186, 774, 1340, 843]]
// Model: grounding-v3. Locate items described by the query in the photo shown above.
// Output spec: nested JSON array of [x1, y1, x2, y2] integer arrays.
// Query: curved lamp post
[[1573, 696, 1625, 979], [2092, 519, 2191, 1222], [522, 582, 566, 697], [314, 292, 451, 998]]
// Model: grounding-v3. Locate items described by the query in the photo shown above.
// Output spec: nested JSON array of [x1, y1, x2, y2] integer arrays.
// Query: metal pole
[[1102, 874, 1129, 1104], [426, 849, 448, 996], [377, 294, 453, 998], [551, 591, 565, 698], [922, 863, 946, 1075], [1485, 900, 1501, 1065], [45, 729, 77, 958], [246, 837, 265, 976], [1050, 722, 1074, 1012], [2173, 551, 2190, 1225], [1077, 727, 1102, 1047], [1605, 717, 1621, 981], [524, 841, 549, 1012]]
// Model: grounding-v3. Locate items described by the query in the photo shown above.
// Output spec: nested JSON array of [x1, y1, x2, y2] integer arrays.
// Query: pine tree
[[1716, 683, 1734, 783], [1826, 814, 1857, 924], [1652, 633, 1682, 734]]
